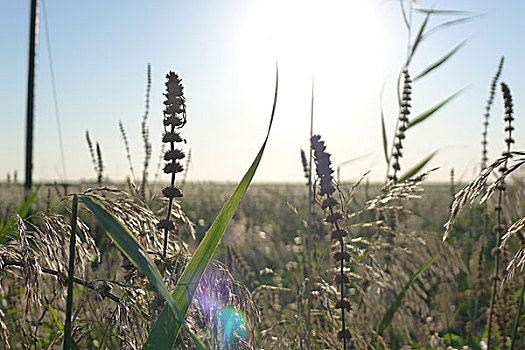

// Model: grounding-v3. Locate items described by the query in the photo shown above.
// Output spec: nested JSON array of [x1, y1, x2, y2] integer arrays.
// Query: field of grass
[[0, 167, 523, 350], [1, 3, 525, 349]]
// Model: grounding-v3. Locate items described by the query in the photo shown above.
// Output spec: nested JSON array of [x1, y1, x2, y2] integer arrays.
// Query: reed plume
[[85, 131, 97, 176], [85, 131, 104, 185], [157, 71, 187, 258], [141, 63, 153, 199], [481, 57, 504, 170], [119, 120, 136, 183], [389, 70, 412, 182], [487, 81, 515, 350], [311, 134, 351, 349], [301, 148, 310, 180], [96, 142, 104, 186]]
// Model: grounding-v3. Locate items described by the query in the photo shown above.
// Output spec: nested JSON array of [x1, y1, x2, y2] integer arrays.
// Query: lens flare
[[218, 307, 249, 345]]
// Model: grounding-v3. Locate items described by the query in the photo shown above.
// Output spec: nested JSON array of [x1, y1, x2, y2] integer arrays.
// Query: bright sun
[[235, 0, 389, 93], [233, 0, 391, 151]]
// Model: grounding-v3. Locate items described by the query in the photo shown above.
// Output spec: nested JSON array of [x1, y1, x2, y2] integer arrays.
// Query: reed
[[389, 70, 412, 183], [487, 82, 515, 350], [140, 64, 153, 199], [156, 71, 187, 258], [311, 134, 351, 349], [481, 57, 504, 170], [118, 120, 136, 182]]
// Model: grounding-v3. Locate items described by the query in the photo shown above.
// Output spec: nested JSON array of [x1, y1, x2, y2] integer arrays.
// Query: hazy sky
[[1, 0, 524, 184]]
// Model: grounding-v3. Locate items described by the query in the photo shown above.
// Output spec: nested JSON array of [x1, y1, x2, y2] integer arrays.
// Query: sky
[[0, 0, 524, 184]]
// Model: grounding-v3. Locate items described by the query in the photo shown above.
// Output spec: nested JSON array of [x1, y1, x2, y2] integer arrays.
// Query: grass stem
[[63, 194, 78, 350]]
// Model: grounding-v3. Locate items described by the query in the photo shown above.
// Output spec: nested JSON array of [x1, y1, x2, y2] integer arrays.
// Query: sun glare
[[235, 0, 388, 101]]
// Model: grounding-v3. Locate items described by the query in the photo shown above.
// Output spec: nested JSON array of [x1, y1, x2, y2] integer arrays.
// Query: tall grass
[[1, 3, 525, 350]]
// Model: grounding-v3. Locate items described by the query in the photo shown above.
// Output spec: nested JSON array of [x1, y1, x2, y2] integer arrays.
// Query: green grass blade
[[414, 41, 466, 81], [407, 89, 465, 130], [48, 305, 65, 332], [49, 305, 79, 349], [381, 107, 389, 166], [406, 12, 430, 66], [377, 254, 439, 336], [143, 68, 278, 350], [414, 8, 471, 15], [379, 84, 389, 166], [79, 196, 206, 350], [0, 185, 40, 243], [398, 151, 438, 182], [423, 16, 479, 40], [398, 0, 410, 29]]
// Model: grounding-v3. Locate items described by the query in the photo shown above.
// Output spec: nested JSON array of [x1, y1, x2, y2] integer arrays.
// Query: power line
[[41, 0, 68, 183]]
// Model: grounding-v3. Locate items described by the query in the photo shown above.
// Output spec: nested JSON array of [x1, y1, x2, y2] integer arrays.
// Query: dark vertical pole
[[25, 0, 39, 195]]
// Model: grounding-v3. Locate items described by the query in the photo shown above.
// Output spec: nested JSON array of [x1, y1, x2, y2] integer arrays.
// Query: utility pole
[[25, 0, 39, 195]]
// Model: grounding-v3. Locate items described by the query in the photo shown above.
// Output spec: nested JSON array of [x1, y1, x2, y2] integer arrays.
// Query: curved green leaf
[[48, 305, 64, 333], [143, 68, 278, 349], [407, 89, 465, 130], [423, 16, 479, 40], [398, 151, 438, 182], [414, 41, 466, 81], [80, 196, 206, 349], [49, 305, 79, 350], [377, 254, 439, 336]]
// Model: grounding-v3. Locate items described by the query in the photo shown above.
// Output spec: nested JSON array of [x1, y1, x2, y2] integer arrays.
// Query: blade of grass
[[49, 305, 80, 350], [377, 254, 439, 336], [407, 89, 465, 130], [406, 12, 430, 66], [49, 305, 64, 333], [398, 151, 438, 182], [381, 107, 389, 166], [415, 8, 471, 15], [414, 41, 466, 81], [423, 16, 479, 40], [143, 67, 278, 350], [399, 0, 410, 29], [0, 185, 40, 243], [337, 154, 371, 183], [80, 196, 206, 349], [379, 83, 389, 167]]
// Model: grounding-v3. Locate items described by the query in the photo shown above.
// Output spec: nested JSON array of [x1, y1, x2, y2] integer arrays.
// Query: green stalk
[[304, 78, 314, 350], [510, 278, 525, 350], [63, 195, 78, 350], [487, 187, 504, 350]]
